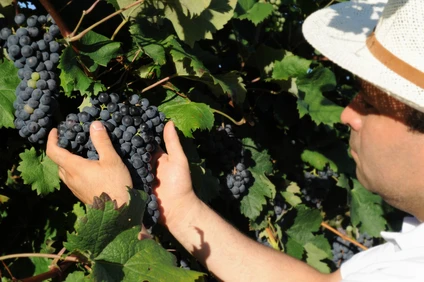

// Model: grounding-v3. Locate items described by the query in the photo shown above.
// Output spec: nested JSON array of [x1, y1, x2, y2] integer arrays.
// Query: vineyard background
[[0, 0, 405, 281]]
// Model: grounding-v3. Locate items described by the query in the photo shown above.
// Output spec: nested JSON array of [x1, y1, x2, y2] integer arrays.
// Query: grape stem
[[321, 222, 368, 251], [50, 247, 66, 268], [39, 0, 72, 38], [70, 0, 101, 37], [111, 19, 128, 40], [212, 109, 246, 126], [68, 0, 145, 42], [1, 261, 15, 280], [141, 75, 178, 93], [0, 253, 79, 262], [20, 261, 74, 282]]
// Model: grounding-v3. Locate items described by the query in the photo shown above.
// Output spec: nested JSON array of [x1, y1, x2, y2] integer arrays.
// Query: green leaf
[[186, 72, 247, 105], [304, 243, 331, 273], [246, 45, 288, 78], [94, 228, 205, 281], [190, 163, 220, 202], [240, 138, 275, 220], [158, 91, 214, 138], [272, 55, 311, 80], [350, 179, 386, 237], [0, 59, 20, 128], [78, 31, 121, 68], [65, 190, 147, 258], [296, 67, 343, 126], [58, 46, 105, 97], [236, 2, 274, 26], [64, 271, 90, 282], [106, 0, 144, 19], [242, 138, 273, 175], [240, 171, 275, 220], [17, 148, 60, 195], [165, 0, 237, 47], [129, 20, 170, 65], [286, 236, 304, 259], [166, 0, 212, 17], [286, 205, 322, 245], [0, 0, 13, 7], [281, 182, 302, 207], [301, 150, 337, 171]]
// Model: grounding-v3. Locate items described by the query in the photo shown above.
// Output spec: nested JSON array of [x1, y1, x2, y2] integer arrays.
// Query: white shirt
[[341, 217, 424, 281]]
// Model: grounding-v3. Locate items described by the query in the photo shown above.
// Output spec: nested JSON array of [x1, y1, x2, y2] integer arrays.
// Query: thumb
[[163, 121, 187, 162], [90, 121, 117, 161]]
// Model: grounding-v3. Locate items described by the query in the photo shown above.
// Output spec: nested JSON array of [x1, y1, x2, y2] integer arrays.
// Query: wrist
[[162, 191, 203, 233]]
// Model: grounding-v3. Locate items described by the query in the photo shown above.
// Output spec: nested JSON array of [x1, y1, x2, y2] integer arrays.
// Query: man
[[47, 0, 424, 280]]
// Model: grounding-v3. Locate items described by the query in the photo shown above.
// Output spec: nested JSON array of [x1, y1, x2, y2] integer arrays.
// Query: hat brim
[[302, 0, 424, 113]]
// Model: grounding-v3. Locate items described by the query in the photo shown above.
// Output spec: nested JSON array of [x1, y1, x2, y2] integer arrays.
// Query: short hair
[[356, 78, 424, 134]]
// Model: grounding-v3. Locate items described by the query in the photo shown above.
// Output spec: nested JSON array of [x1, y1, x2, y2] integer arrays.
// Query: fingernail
[[92, 121, 105, 131]]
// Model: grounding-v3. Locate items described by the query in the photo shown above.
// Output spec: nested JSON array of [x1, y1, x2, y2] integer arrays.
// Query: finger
[[47, 128, 85, 168], [163, 121, 186, 162], [90, 121, 118, 162]]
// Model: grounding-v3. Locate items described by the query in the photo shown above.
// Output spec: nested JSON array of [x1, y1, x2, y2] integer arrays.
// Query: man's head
[[303, 0, 424, 219]]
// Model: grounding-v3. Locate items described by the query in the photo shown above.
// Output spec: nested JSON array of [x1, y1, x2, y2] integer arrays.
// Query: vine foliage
[[0, 0, 401, 280]]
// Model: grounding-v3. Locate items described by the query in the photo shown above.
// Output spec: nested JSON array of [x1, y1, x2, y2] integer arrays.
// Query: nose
[[340, 105, 362, 132]]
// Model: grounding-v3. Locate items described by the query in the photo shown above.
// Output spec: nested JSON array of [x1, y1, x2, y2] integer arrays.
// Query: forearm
[[167, 198, 341, 282]]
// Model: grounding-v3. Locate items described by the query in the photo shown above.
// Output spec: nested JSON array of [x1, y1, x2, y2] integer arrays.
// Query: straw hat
[[302, 0, 424, 113]]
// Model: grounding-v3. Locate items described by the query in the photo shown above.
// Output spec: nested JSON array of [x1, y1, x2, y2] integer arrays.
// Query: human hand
[[153, 121, 200, 228], [46, 121, 132, 207]]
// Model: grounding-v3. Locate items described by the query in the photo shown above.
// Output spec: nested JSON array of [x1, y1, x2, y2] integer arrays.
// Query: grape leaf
[[281, 183, 302, 207], [165, 0, 237, 47], [286, 236, 304, 259], [286, 205, 322, 244], [304, 243, 331, 273], [129, 20, 171, 65], [350, 179, 386, 237], [17, 148, 60, 195], [64, 271, 90, 282], [65, 190, 147, 258], [235, 2, 274, 26], [158, 91, 214, 138], [165, 0, 212, 17], [58, 46, 105, 97], [0, 0, 13, 7], [246, 44, 288, 79], [0, 59, 20, 128], [94, 228, 205, 281], [301, 150, 337, 171], [78, 31, 121, 68], [234, 0, 257, 15], [105, 0, 144, 19], [240, 138, 275, 220], [186, 72, 247, 105], [243, 138, 273, 175], [240, 171, 275, 220], [296, 67, 343, 126], [272, 54, 311, 80], [190, 163, 220, 203]]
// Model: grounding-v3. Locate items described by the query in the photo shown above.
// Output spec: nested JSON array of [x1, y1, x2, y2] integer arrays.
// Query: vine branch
[[39, 0, 71, 38], [68, 0, 145, 42], [0, 253, 79, 262], [70, 0, 101, 37], [212, 109, 246, 126], [141, 75, 178, 93], [321, 222, 368, 251]]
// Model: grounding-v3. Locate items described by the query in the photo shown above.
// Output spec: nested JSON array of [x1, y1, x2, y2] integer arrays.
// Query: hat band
[[366, 32, 424, 90]]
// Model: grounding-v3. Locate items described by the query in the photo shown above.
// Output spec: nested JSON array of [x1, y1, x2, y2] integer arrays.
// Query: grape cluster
[[57, 92, 165, 225], [332, 227, 373, 268], [197, 124, 253, 200], [268, 0, 285, 33], [301, 165, 338, 208], [1, 13, 62, 144]]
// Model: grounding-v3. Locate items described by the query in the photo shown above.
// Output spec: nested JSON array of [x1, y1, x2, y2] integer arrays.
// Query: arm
[[46, 121, 342, 282], [154, 122, 342, 282]]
